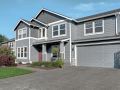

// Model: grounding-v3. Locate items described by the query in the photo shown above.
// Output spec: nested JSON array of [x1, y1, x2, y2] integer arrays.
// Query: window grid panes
[[95, 20, 103, 33], [18, 28, 27, 39], [52, 24, 66, 37], [53, 25, 58, 36], [60, 24, 65, 35], [85, 22, 93, 34]]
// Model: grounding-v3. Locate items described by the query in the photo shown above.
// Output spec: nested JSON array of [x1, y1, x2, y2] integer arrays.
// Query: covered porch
[[33, 39, 69, 62]]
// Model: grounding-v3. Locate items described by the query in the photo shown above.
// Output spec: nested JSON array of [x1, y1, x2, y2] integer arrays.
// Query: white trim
[[32, 19, 48, 26], [48, 20, 65, 25], [76, 40, 120, 47], [38, 28, 47, 39], [17, 46, 28, 59], [35, 8, 73, 21], [69, 22, 72, 64], [74, 45, 77, 66], [29, 28, 31, 63], [116, 15, 118, 35], [21, 20, 31, 26], [15, 37, 39, 41], [84, 19, 104, 36], [52, 23, 67, 38], [64, 45, 65, 60], [18, 27, 27, 39], [61, 38, 70, 42]]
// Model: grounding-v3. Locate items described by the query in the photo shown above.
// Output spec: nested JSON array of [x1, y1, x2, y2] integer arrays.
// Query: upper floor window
[[95, 20, 103, 33], [39, 28, 46, 39], [85, 22, 93, 34], [53, 25, 58, 36], [52, 23, 66, 37], [84, 19, 104, 36], [18, 28, 27, 39]]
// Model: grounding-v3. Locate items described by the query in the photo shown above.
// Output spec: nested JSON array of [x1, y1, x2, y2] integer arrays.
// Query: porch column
[[60, 41, 64, 60], [42, 44, 47, 61]]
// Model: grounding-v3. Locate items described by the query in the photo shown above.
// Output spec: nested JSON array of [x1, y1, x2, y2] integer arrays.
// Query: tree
[[0, 34, 8, 43]]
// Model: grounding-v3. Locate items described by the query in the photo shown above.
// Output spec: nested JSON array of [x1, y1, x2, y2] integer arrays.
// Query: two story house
[[14, 8, 120, 68]]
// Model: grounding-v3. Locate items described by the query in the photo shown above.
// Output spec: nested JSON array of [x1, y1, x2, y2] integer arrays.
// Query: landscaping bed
[[30, 60, 64, 70], [0, 67, 32, 79]]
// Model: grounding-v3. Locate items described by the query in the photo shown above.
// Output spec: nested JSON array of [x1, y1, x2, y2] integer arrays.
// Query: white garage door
[[77, 44, 120, 68]]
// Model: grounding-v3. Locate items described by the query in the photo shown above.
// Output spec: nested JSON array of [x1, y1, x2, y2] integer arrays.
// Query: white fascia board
[[35, 8, 74, 21], [32, 18, 48, 26]]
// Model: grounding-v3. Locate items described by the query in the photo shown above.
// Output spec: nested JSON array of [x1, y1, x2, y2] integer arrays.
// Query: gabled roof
[[76, 8, 120, 23], [35, 8, 75, 21], [31, 18, 48, 27], [14, 19, 39, 31]]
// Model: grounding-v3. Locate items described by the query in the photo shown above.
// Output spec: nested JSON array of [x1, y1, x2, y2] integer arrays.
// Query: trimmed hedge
[[31, 60, 64, 68]]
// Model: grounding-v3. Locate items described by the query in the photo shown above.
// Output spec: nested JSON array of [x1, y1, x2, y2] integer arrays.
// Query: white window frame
[[38, 28, 47, 39], [17, 46, 28, 59], [84, 19, 104, 36], [52, 23, 67, 38], [18, 27, 27, 39]]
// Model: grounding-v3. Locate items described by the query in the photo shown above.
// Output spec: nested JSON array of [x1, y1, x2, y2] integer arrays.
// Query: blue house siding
[[12, 8, 120, 68], [72, 16, 116, 41]]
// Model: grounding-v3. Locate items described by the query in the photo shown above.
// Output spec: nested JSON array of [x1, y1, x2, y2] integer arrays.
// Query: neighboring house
[[12, 8, 120, 68], [0, 38, 15, 53]]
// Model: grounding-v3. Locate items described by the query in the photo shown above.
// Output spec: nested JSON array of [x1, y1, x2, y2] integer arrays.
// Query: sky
[[1, 0, 120, 39]]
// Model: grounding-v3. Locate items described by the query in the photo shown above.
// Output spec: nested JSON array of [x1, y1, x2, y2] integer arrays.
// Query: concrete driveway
[[0, 66, 120, 90]]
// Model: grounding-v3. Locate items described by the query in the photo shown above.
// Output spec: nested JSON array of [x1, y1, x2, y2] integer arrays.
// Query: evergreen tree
[[0, 34, 8, 43]]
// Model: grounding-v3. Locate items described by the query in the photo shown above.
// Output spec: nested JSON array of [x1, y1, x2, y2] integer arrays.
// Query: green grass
[[0, 67, 32, 79]]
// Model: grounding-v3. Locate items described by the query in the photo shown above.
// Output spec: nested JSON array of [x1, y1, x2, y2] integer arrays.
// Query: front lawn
[[0, 67, 32, 79]]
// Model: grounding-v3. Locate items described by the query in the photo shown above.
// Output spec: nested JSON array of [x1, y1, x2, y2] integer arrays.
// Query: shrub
[[31, 60, 64, 68], [52, 60, 64, 68], [0, 46, 16, 66]]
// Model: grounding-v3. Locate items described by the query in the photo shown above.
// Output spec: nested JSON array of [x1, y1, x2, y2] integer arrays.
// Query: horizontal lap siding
[[73, 16, 116, 41], [16, 39, 29, 62]]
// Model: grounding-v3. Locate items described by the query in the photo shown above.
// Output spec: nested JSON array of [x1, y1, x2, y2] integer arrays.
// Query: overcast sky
[[1, 0, 120, 39]]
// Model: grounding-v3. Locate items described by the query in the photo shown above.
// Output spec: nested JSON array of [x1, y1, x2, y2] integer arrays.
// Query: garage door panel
[[77, 44, 120, 68]]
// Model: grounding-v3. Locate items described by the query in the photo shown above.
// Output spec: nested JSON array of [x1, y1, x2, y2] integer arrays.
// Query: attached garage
[[76, 43, 120, 68]]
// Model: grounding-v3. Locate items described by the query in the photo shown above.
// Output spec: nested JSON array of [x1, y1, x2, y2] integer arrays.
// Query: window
[[21, 48, 23, 57], [18, 28, 27, 39], [95, 20, 103, 33], [60, 24, 65, 35], [17, 48, 20, 58], [24, 47, 27, 57], [17, 47, 27, 59], [52, 23, 66, 37], [23, 28, 27, 38], [84, 20, 104, 35], [18, 30, 22, 39], [85, 22, 93, 34], [39, 28, 46, 38], [53, 25, 58, 36], [42, 28, 45, 37]]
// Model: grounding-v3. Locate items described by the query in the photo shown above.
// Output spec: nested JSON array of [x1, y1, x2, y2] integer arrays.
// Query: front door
[[38, 51, 42, 62]]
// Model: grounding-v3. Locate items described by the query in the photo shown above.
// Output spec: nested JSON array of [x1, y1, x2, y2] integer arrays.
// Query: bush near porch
[[0, 46, 16, 67], [31, 60, 64, 68]]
